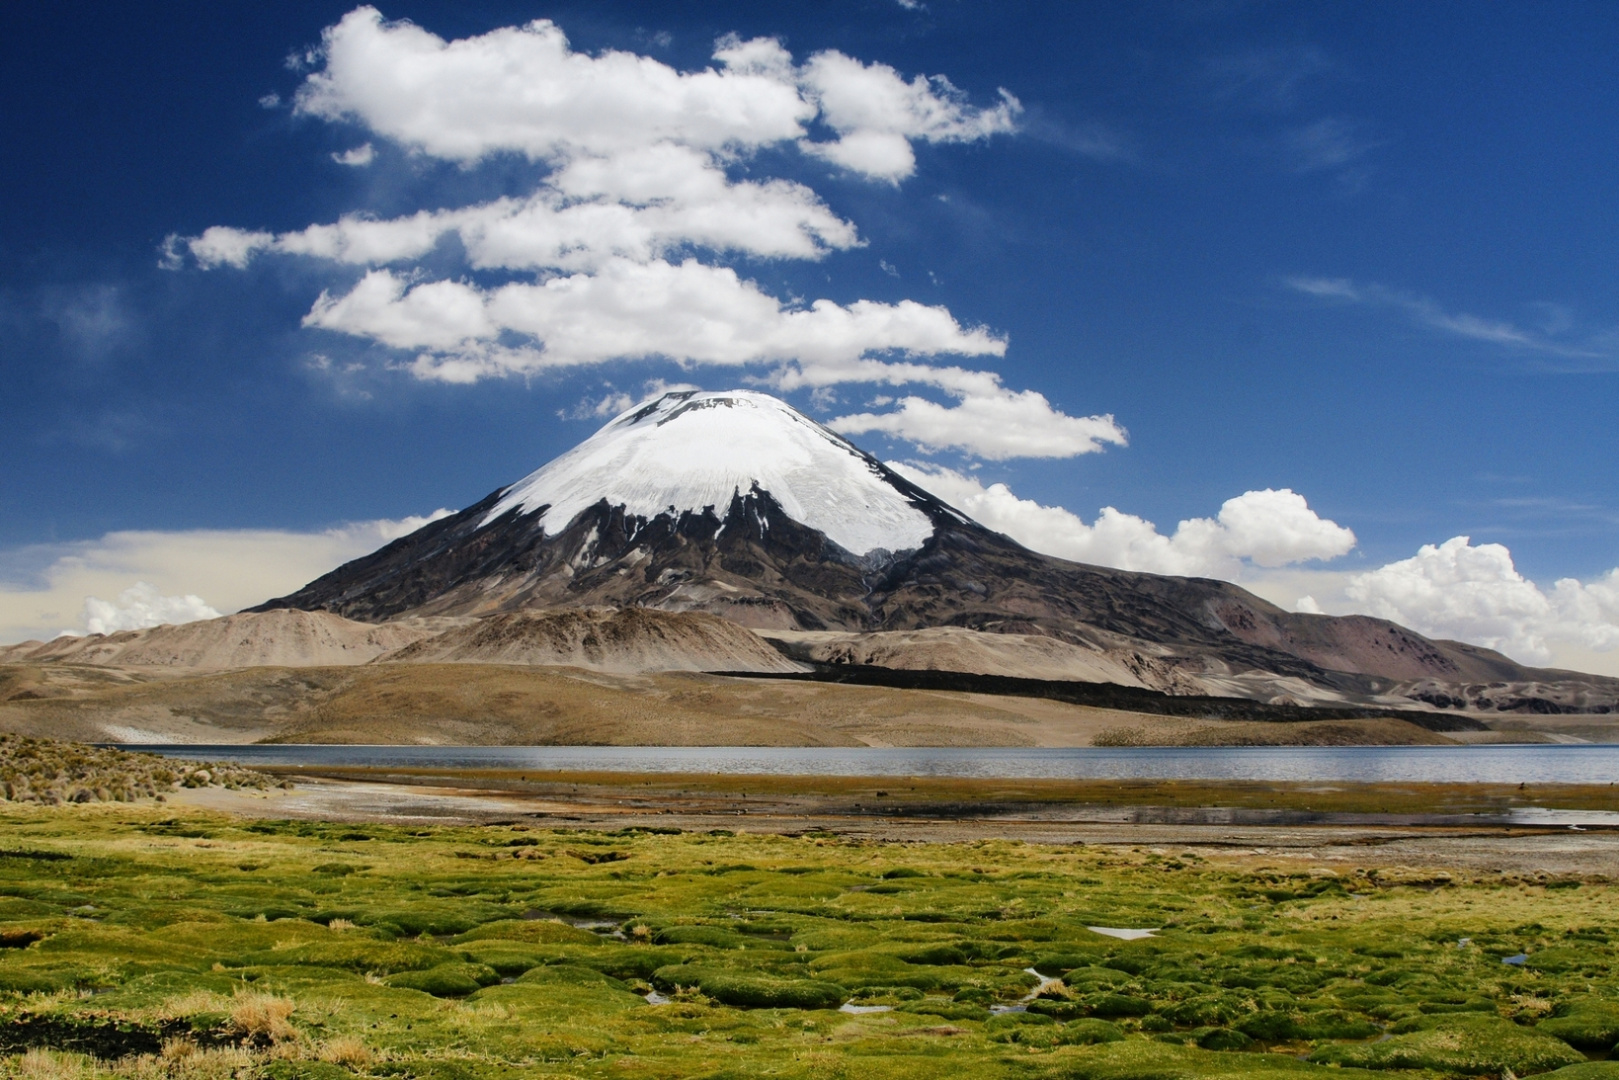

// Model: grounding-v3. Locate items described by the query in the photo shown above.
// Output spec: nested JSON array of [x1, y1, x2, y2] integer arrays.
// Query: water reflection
[[124, 743, 1619, 785]]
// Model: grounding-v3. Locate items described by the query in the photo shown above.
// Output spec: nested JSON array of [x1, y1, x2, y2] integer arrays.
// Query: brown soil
[[1091, 717, 1455, 746], [0, 662, 1459, 747]]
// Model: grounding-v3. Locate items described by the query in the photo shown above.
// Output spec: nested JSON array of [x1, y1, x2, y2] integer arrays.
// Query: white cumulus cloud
[[331, 142, 375, 166], [79, 583, 221, 636], [798, 51, 1018, 183], [1341, 536, 1619, 665], [168, 8, 1086, 462], [296, 9, 813, 163], [190, 146, 860, 273], [890, 466, 1619, 675], [186, 226, 276, 270], [289, 10, 1016, 176], [832, 388, 1126, 460], [302, 259, 1009, 381], [892, 463, 1355, 575]]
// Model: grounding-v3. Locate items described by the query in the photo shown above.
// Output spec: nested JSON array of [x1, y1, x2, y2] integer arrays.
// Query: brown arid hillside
[[12, 389, 1617, 728], [0, 608, 800, 677], [0, 660, 1466, 748], [249, 471, 1619, 717], [0, 604, 1614, 746], [0, 609, 444, 669], [759, 626, 1164, 686]]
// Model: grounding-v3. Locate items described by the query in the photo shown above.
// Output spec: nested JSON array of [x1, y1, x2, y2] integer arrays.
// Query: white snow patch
[[487, 390, 934, 556], [1086, 926, 1158, 940]]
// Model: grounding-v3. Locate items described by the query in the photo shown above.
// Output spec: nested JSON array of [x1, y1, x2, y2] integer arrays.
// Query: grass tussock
[[314, 1036, 370, 1067], [227, 992, 295, 1044], [0, 735, 276, 806], [4, 1050, 98, 1080]]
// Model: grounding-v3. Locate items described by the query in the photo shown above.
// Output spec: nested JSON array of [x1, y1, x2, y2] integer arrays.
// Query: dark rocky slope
[[254, 466, 1619, 713]]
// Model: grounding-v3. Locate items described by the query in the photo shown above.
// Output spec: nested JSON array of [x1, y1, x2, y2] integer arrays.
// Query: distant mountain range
[[250, 390, 1617, 717]]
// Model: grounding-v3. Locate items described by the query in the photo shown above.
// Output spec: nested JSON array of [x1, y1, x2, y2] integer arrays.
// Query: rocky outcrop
[[379, 607, 804, 674]]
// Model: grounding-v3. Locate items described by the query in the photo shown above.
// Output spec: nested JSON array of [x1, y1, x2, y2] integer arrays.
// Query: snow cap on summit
[[486, 390, 935, 556]]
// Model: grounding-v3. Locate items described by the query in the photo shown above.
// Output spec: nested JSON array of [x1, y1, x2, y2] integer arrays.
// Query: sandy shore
[[172, 772, 1619, 877]]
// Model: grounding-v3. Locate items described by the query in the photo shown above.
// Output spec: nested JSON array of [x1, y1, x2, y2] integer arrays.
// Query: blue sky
[[2, 1, 1616, 670]]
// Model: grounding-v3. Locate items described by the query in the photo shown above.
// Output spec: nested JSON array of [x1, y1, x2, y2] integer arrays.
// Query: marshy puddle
[[839, 1002, 893, 1014], [523, 908, 626, 938], [1087, 926, 1159, 940], [990, 967, 1065, 1014]]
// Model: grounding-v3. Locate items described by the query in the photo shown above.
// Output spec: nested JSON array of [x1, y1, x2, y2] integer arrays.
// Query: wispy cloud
[[558, 390, 635, 421], [1284, 117, 1376, 173], [1479, 495, 1619, 535], [1204, 46, 1332, 112], [2, 283, 141, 366], [1202, 48, 1375, 188], [50, 409, 163, 455], [1020, 109, 1137, 164], [331, 142, 375, 166], [1284, 276, 1609, 359]]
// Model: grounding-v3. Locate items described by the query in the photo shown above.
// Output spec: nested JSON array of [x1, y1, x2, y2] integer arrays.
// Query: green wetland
[[0, 805, 1616, 1080]]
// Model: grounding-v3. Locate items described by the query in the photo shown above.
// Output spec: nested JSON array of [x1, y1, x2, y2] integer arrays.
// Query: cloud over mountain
[[897, 462, 1619, 674], [80, 583, 220, 637], [1340, 536, 1619, 665], [894, 463, 1355, 575], [0, 512, 451, 644]]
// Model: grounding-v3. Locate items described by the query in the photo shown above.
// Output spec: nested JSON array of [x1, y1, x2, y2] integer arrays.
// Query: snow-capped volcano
[[255, 388, 1601, 716], [255, 388, 963, 628], [249, 388, 1619, 718], [487, 390, 934, 556]]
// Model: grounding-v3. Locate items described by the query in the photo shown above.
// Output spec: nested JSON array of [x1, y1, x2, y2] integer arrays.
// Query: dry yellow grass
[[316, 1037, 372, 1067], [228, 991, 296, 1044], [157, 990, 231, 1018], [4, 1050, 96, 1080], [130, 1047, 257, 1080], [158, 1039, 196, 1063]]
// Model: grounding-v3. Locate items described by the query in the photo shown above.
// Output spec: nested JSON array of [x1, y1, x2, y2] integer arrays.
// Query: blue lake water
[[126, 743, 1619, 785]]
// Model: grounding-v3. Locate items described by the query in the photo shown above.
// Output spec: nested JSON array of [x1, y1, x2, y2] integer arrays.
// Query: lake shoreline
[[128, 740, 1619, 784], [167, 770, 1619, 877]]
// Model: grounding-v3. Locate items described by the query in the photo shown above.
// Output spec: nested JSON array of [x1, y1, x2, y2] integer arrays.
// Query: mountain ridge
[[247, 389, 1618, 714]]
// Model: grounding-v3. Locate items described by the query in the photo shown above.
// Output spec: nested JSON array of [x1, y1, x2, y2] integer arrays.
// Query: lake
[[126, 743, 1619, 785]]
